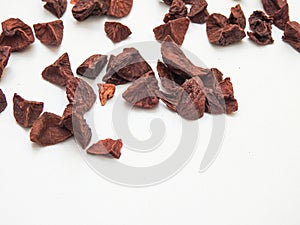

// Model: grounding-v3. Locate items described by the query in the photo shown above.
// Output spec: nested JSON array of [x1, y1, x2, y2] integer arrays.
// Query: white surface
[[1, 0, 300, 224]]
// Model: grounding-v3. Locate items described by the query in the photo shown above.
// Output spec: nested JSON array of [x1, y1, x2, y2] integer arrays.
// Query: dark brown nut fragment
[[33, 20, 64, 46], [153, 17, 190, 45], [42, 0, 67, 18], [13, 94, 44, 128], [103, 48, 153, 84], [72, 112, 92, 149], [0, 46, 11, 78], [0, 18, 35, 52], [98, 83, 116, 106], [122, 72, 160, 109], [200, 68, 223, 90], [60, 104, 74, 132], [42, 53, 74, 86], [228, 4, 246, 29], [76, 54, 107, 79], [87, 138, 123, 159], [30, 112, 72, 146], [0, 89, 7, 113], [282, 21, 300, 52], [72, 0, 110, 21], [161, 36, 210, 78], [107, 0, 133, 18], [104, 21, 132, 43], [187, 0, 209, 24], [163, 0, 188, 23], [261, 0, 289, 30], [66, 77, 96, 113], [157, 60, 184, 92], [206, 13, 246, 46], [247, 11, 274, 45]]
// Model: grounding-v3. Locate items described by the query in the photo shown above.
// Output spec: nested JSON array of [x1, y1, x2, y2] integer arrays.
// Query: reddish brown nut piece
[[103, 55, 129, 85], [76, 54, 108, 79], [0, 89, 7, 113], [0, 46, 11, 78], [247, 11, 274, 45], [30, 112, 72, 146], [33, 20, 64, 46], [282, 21, 300, 52], [42, 53, 74, 86], [103, 48, 153, 84], [164, 0, 188, 23], [122, 72, 160, 109], [228, 4, 246, 29], [261, 0, 289, 30], [206, 13, 246, 46], [187, 0, 209, 24], [161, 36, 210, 78], [13, 94, 44, 128], [66, 77, 96, 113], [153, 17, 190, 45], [72, 0, 110, 21], [42, 0, 67, 18], [98, 83, 116, 106], [104, 21, 132, 43], [107, 0, 133, 18], [87, 138, 123, 159], [0, 18, 35, 52]]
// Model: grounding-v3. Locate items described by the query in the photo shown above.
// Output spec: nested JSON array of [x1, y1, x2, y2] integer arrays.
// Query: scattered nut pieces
[[33, 20, 64, 46], [104, 21, 132, 43], [98, 83, 116, 106]]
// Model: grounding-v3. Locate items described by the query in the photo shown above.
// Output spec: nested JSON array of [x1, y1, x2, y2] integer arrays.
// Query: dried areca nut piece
[[205, 77, 238, 114], [98, 83, 116, 106], [104, 22, 132, 43], [161, 36, 210, 79], [30, 112, 72, 146], [72, 0, 110, 21], [103, 55, 129, 85], [60, 104, 74, 132], [122, 72, 160, 109], [87, 138, 123, 159], [103, 48, 153, 83], [228, 4, 246, 29], [108, 0, 133, 18], [200, 68, 223, 89], [0, 89, 7, 113], [247, 11, 274, 45], [72, 112, 92, 149], [157, 60, 184, 92], [261, 0, 289, 30], [33, 20, 64, 46], [76, 54, 108, 79], [13, 94, 44, 128], [153, 17, 190, 45], [66, 77, 96, 113], [42, 53, 74, 86], [0, 46, 11, 78], [282, 21, 300, 53], [206, 13, 246, 46], [42, 0, 67, 18], [187, 0, 209, 24], [0, 18, 34, 52], [163, 0, 188, 23]]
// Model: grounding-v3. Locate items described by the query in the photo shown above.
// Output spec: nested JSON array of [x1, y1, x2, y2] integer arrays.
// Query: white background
[[1, 0, 300, 224]]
